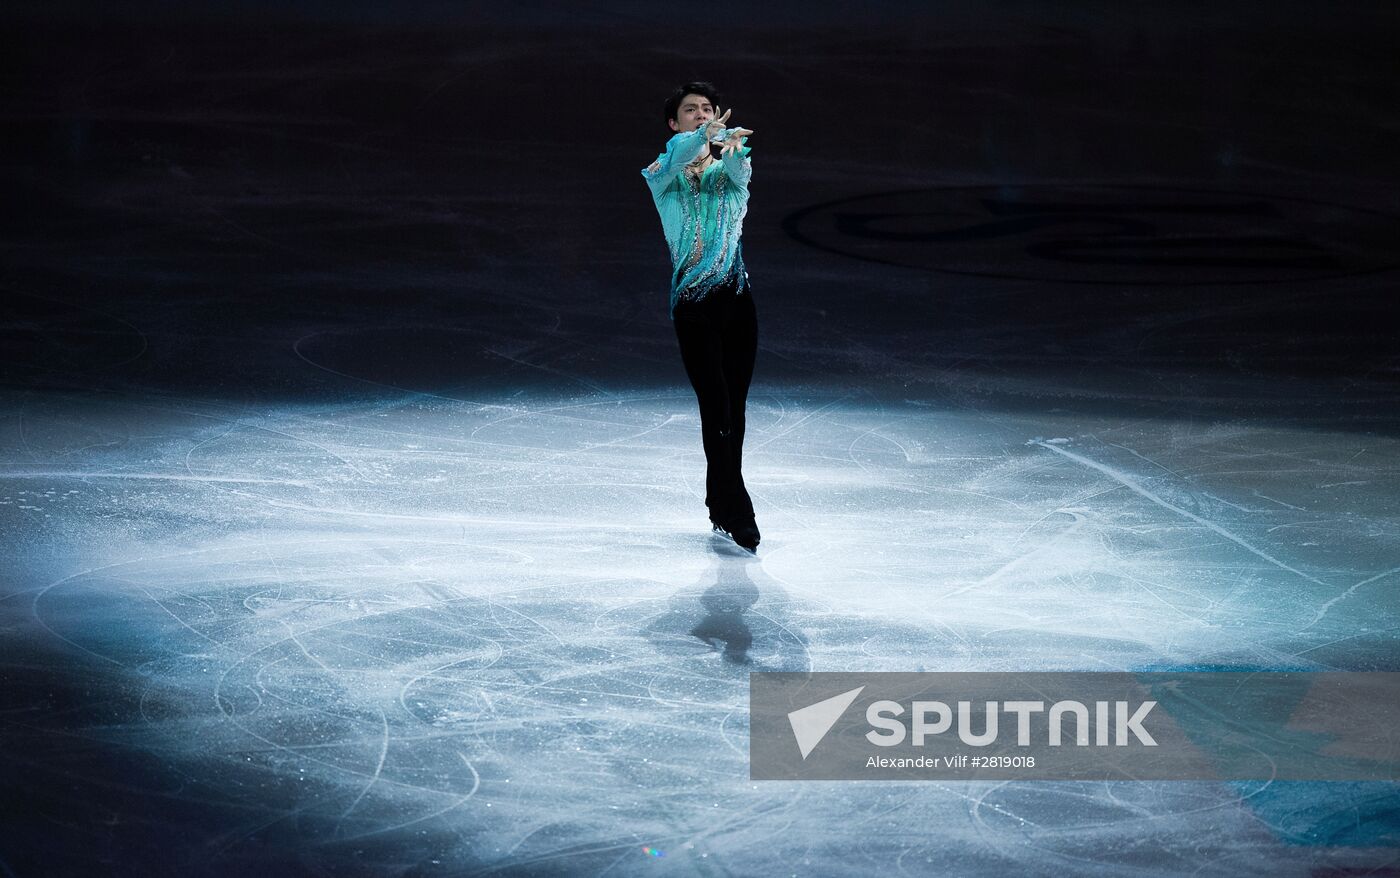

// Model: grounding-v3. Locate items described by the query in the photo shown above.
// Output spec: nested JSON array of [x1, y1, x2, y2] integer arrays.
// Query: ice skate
[[711, 515, 760, 553]]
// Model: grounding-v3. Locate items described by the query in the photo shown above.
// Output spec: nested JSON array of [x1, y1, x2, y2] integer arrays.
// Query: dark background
[[2, 1, 1397, 424]]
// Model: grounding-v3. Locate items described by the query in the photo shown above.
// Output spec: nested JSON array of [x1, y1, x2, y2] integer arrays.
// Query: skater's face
[[669, 93, 715, 133]]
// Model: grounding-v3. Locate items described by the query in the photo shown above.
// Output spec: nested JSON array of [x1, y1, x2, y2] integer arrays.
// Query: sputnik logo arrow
[[787, 686, 865, 759]]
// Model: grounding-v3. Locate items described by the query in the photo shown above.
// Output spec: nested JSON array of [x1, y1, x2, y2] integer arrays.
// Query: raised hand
[[703, 107, 733, 139], [721, 126, 754, 156], [701, 107, 753, 156]]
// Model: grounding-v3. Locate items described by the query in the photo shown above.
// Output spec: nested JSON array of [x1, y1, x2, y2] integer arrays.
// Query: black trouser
[[673, 276, 758, 526]]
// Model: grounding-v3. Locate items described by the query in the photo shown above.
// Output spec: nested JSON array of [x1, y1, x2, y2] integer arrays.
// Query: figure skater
[[641, 81, 760, 552]]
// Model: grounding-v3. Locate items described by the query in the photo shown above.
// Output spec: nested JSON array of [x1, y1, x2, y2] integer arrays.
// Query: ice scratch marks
[[1299, 564, 1400, 633], [750, 396, 850, 452], [935, 508, 1092, 603], [292, 331, 511, 410], [0, 470, 316, 486], [30, 564, 139, 668], [1029, 439, 1327, 587], [483, 347, 614, 398], [333, 753, 482, 843], [8, 388, 1398, 874], [336, 708, 390, 834], [1250, 490, 1306, 512]]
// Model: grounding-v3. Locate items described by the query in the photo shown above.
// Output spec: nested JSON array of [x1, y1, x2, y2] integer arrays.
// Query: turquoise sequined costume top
[[641, 126, 753, 318]]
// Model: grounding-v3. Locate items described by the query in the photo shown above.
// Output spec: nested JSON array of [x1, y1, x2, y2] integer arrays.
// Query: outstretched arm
[[641, 127, 711, 194], [641, 108, 752, 194], [719, 126, 754, 188]]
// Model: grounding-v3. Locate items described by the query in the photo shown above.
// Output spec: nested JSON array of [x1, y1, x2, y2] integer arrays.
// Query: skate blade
[[711, 523, 758, 554]]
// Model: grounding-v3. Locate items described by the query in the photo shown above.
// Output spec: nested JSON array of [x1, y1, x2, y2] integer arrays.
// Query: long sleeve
[[641, 127, 712, 196], [642, 127, 755, 318], [719, 137, 752, 188]]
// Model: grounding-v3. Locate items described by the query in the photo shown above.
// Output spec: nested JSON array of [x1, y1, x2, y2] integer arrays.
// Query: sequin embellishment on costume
[[642, 127, 753, 317]]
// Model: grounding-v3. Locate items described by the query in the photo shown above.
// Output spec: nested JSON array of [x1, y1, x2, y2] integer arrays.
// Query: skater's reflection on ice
[[689, 562, 760, 665]]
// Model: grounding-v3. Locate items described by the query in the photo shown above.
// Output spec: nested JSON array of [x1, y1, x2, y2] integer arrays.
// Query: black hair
[[663, 81, 721, 126]]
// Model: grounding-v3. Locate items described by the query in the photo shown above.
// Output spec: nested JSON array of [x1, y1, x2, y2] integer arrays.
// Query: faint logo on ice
[[784, 185, 1400, 285]]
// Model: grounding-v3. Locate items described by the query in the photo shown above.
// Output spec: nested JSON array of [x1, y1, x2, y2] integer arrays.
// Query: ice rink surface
[[1, 1, 1398, 875]]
